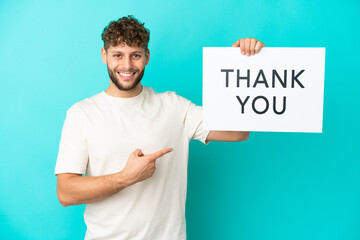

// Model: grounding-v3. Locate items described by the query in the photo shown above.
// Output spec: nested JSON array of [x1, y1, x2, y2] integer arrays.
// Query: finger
[[232, 40, 240, 47], [245, 38, 251, 56], [255, 41, 265, 54], [239, 38, 245, 55], [250, 38, 257, 56], [133, 149, 144, 157], [148, 148, 173, 161]]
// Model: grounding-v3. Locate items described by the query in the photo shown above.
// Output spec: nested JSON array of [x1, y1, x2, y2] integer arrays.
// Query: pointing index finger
[[148, 148, 173, 161]]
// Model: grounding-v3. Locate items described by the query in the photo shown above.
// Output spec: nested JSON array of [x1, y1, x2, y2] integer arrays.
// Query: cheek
[[138, 60, 147, 68], [107, 60, 119, 69]]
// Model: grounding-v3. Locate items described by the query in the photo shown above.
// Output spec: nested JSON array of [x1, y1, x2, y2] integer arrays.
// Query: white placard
[[203, 47, 325, 133]]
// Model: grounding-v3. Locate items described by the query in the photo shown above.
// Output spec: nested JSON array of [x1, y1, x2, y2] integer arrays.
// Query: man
[[55, 15, 265, 240]]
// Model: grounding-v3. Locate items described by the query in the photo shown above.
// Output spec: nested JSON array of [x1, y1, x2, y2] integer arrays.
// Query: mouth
[[117, 71, 137, 80]]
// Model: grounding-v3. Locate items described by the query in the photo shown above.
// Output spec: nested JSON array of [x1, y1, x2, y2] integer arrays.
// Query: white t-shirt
[[55, 86, 210, 240]]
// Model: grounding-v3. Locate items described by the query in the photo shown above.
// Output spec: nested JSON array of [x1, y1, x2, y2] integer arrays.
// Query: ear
[[101, 47, 107, 65], [145, 49, 150, 65]]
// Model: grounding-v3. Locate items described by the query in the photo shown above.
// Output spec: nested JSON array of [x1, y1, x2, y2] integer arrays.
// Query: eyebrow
[[111, 51, 144, 54]]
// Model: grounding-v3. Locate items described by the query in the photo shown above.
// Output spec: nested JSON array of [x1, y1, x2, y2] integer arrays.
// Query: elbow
[[57, 188, 72, 207], [56, 173, 81, 207], [60, 201, 70, 208], [58, 192, 70, 207], [59, 199, 70, 207]]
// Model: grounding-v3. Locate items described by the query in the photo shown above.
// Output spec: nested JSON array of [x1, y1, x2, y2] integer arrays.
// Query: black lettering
[[273, 96, 286, 115], [253, 70, 269, 88], [291, 70, 305, 88], [252, 96, 269, 114], [220, 69, 234, 87], [237, 69, 250, 87], [236, 96, 250, 114], [272, 70, 287, 88]]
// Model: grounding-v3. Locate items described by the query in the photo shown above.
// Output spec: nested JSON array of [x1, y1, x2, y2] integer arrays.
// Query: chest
[[84, 102, 184, 174]]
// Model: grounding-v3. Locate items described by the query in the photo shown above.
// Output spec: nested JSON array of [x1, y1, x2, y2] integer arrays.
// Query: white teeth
[[119, 72, 134, 77]]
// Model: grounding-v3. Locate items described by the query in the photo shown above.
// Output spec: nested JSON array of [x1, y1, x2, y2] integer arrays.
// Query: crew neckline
[[101, 86, 147, 104]]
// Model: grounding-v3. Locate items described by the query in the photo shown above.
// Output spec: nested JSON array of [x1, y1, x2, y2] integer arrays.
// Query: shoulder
[[65, 92, 104, 117], [148, 87, 192, 106]]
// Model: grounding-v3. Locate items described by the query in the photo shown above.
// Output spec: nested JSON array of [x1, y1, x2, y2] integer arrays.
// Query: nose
[[123, 56, 133, 70]]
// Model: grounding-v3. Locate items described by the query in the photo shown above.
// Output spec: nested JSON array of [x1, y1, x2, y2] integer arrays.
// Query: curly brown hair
[[101, 15, 150, 51]]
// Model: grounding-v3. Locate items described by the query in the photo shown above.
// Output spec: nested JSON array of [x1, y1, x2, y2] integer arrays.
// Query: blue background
[[0, 0, 359, 239]]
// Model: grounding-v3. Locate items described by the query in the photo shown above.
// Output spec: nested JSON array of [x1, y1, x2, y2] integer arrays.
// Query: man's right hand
[[122, 148, 173, 185]]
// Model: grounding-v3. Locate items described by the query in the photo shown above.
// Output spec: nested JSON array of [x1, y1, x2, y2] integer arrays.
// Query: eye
[[114, 54, 122, 58], [132, 54, 141, 59]]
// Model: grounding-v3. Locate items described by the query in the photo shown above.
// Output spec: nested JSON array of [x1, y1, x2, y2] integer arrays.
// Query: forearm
[[57, 171, 132, 207], [57, 148, 173, 207], [206, 130, 250, 142], [234, 131, 250, 141]]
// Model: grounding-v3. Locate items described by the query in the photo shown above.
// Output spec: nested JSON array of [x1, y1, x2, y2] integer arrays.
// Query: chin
[[116, 80, 141, 91]]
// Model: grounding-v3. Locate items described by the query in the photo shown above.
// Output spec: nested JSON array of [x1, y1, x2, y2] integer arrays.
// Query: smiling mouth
[[117, 71, 136, 80]]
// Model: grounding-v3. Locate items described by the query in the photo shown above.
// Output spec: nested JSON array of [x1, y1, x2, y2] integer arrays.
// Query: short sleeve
[[55, 104, 89, 175], [178, 96, 210, 145]]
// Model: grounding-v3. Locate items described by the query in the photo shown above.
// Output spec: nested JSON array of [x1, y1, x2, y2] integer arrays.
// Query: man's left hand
[[232, 38, 265, 56]]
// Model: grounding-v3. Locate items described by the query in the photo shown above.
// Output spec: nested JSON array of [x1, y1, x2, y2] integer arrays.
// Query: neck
[[105, 83, 143, 98]]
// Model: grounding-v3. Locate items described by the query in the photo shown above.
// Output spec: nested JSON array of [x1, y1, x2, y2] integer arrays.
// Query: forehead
[[107, 43, 146, 54]]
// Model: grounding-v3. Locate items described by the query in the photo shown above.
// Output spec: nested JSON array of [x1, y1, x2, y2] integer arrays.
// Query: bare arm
[[206, 131, 250, 142], [56, 148, 173, 207], [57, 172, 129, 207]]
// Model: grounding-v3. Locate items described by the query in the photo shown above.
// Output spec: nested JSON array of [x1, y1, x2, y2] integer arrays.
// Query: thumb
[[133, 149, 144, 157], [232, 40, 240, 47]]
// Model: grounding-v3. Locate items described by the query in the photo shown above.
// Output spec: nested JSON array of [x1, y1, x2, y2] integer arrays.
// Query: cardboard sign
[[203, 47, 326, 133]]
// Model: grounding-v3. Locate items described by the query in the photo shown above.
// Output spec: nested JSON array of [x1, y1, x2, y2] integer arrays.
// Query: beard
[[107, 66, 145, 91]]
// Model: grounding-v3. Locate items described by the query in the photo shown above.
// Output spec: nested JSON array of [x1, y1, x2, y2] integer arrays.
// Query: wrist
[[116, 171, 135, 188]]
